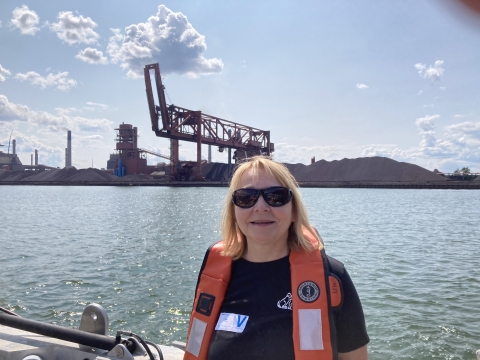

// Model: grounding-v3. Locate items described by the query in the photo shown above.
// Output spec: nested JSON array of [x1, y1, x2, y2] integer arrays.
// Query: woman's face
[[234, 169, 294, 255]]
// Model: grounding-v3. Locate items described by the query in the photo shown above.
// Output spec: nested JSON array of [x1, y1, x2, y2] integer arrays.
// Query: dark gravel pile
[[0, 170, 11, 181], [64, 168, 112, 182], [202, 157, 447, 182], [0, 157, 452, 183], [0, 167, 115, 182], [21, 167, 79, 182], [21, 169, 62, 181], [112, 174, 151, 182], [293, 157, 447, 182], [0, 170, 40, 182], [202, 163, 235, 181]]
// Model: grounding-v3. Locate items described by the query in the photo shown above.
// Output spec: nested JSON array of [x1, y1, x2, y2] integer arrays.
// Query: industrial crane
[[144, 63, 274, 180]]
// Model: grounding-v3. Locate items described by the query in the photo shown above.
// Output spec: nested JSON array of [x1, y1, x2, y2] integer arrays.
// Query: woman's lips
[[251, 220, 274, 225]]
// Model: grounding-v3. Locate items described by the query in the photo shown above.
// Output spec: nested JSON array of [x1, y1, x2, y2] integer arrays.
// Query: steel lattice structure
[[144, 63, 274, 179]]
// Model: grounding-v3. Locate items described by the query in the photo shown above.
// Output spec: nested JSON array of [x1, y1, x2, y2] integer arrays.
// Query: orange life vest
[[184, 232, 342, 360]]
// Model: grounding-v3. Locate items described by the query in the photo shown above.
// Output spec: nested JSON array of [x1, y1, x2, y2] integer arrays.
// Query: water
[[1, 186, 479, 359]]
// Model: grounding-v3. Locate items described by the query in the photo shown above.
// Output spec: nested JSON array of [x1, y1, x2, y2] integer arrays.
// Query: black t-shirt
[[206, 254, 369, 360]]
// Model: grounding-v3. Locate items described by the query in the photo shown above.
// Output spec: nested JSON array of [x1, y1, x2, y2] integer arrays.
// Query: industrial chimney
[[67, 130, 72, 167], [12, 139, 16, 155], [35, 149, 38, 166]]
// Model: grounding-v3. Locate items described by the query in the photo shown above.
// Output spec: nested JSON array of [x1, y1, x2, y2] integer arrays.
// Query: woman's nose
[[253, 194, 270, 211]]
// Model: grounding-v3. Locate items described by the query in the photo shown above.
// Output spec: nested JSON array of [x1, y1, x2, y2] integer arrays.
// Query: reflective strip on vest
[[290, 234, 334, 359]]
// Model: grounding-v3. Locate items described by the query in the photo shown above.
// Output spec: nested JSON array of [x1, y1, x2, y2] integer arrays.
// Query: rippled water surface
[[1, 186, 479, 359]]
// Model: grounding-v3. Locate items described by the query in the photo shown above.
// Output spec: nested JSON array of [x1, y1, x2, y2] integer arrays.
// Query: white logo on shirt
[[277, 292, 292, 310]]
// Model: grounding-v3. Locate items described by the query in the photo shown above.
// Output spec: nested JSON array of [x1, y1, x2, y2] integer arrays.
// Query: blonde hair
[[221, 156, 322, 259]]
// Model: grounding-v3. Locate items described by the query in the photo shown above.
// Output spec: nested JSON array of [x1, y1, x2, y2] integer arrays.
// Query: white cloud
[[415, 114, 439, 147], [414, 60, 445, 83], [50, 11, 99, 45], [85, 102, 109, 110], [454, 114, 465, 118], [11, 5, 40, 35], [422, 104, 434, 108], [273, 142, 359, 164], [11, 132, 61, 153], [0, 20, 3, 28], [76, 48, 108, 65], [84, 134, 104, 140], [0, 64, 11, 82], [55, 107, 82, 115], [361, 145, 410, 161], [0, 94, 30, 122], [0, 94, 113, 133], [356, 83, 369, 89], [416, 114, 439, 133], [447, 121, 480, 138], [417, 90, 422, 95], [15, 71, 77, 91], [439, 86, 446, 90], [411, 116, 480, 168], [61, 116, 112, 132], [107, 5, 223, 78]]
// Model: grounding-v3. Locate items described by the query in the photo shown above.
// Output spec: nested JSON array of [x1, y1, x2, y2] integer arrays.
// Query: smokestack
[[67, 130, 72, 167], [35, 149, 38, 166], [31, 154, 33, 166], [65, 148, 68, 168], [12, 140, 16, 155]]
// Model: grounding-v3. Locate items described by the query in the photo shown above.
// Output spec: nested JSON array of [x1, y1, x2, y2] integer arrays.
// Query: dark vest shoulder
[[326, 255, 346, 277]]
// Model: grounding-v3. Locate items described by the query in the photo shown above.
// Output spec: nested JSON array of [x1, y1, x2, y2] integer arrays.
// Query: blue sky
[[1, 0, 480, 171]]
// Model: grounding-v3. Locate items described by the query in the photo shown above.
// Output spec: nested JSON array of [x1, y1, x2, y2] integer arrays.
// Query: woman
[[184, 156, 369, 360]]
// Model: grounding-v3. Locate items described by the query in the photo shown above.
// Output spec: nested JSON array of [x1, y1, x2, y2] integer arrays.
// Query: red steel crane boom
[[144, 63, 274, 180]]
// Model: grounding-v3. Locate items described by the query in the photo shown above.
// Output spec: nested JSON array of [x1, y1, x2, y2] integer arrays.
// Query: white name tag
[[215, 312, 249, 333]]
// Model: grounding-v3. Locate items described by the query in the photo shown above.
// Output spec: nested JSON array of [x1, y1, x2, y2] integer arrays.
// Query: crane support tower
[[144, 63, 274, 180]]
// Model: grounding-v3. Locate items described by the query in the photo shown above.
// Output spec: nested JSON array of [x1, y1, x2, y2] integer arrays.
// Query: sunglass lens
[[263, 187, 291, 206], [234, 189, 260, 208]]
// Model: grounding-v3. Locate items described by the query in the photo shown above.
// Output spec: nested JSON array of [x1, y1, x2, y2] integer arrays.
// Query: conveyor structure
[[144, 63, 274, 180]]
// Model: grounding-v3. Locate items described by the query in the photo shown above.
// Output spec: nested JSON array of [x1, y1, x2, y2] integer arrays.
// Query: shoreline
[[1, 180, 479, 189]]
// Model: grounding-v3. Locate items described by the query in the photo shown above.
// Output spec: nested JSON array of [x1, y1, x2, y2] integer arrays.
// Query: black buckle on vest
[[196, 292, 215, 316]]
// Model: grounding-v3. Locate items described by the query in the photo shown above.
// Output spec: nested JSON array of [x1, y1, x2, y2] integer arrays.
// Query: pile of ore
[[201, 163, 236, 182], [0, 156, 455, 183], [287, 157, 448, 182], [202, 157, 448, 182], [0, 167, 124, 182], [112, 174, 152, 182]]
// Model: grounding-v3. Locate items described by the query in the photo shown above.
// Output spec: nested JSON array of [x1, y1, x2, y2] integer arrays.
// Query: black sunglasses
[[232, 186, 293, 209]]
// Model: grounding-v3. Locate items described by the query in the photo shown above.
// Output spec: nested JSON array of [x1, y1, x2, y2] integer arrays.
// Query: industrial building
[[0, 140, 22, 171], [1, 132, 70, 173], [106, 154, 119, 170], [110, 122, 179, 177]]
